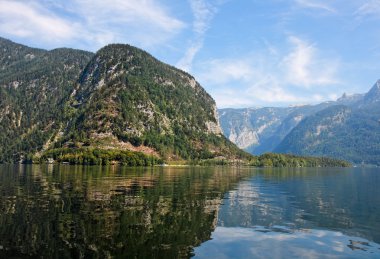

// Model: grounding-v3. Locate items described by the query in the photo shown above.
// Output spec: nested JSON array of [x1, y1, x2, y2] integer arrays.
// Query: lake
[[0, 165, 379, 258]]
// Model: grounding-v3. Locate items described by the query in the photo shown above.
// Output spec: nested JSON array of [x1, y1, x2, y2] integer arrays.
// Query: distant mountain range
[[219, 81, 380, 165]]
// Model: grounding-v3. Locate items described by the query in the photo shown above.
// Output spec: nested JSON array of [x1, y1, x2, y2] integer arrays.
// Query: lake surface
[[0, 165, 379, 258]]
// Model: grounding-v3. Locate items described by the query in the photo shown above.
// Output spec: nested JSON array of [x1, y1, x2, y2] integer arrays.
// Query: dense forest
[[198, 153, 351, 167], [0, 37, 93, 162]]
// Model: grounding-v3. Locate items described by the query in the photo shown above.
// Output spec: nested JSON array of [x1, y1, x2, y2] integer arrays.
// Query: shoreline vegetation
[[8, 148, 351, 167]]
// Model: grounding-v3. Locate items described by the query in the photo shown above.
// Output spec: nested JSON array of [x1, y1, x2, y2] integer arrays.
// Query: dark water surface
[[0, 165, 379, 258]]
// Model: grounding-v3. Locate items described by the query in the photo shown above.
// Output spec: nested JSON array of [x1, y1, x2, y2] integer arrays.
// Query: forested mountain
[[275, 80, 380, 165], [0, 38, 246, 164], [0, 38, 94, 162], [57, 43, 245, 162], [220, 81, 380, 165], [0, 37, 351, 166], [218, 94, 363, 155]]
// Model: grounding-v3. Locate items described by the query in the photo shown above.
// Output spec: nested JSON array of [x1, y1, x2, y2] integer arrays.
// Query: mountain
[[58, 44, 245, 162], [0, 38, 246, 164], [275, 80, 380, 165], [0, 37, 351, 167], [219, 107, 298, 154], [336, 92, 364, 105], [0, 37, 94, 162], [219, 90, 366, 155], [363, 80, 380, 104], [219, 101, 345, 155]]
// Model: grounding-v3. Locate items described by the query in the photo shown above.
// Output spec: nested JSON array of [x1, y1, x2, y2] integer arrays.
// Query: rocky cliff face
[[219, 90, 365, 155], [218, 107, 294, 154], [363, 79, 380, 104], [218, 105, 331, 154]]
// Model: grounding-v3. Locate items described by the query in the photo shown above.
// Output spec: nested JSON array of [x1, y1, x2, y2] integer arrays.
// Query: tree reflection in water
[[0, 165, 249, 258]]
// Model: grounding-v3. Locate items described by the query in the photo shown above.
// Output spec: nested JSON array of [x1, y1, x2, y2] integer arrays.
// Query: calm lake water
[[0, 165, 379, 258]]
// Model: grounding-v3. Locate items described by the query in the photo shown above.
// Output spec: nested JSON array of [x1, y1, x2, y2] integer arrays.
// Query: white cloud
[[212, 89, 254, 108], [75, 0, 184, 39], [355, 0, 380, 17], [243, 74, 322, 105], [0, 0, 185, 50], [176, 40, 203, 72], [295, 0, 336, 13], [211, 73, 338, 108], [197, 58, 254, 84], [0, 1, 76, 43], [191, 0, 217, 35], [176, 0, 218, 72], [248, 84, 304, 104], [282, 36, 340, 88], [195, 36, 341, 108]]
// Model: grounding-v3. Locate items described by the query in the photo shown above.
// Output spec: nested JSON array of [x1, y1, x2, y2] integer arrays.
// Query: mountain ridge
[[219, 79, 379, 165], [0, 37, 246, 164], [0, 37, 350, 167], [275, 80, 380, 165]]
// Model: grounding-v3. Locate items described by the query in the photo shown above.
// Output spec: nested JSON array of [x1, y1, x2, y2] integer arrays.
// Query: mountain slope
[[219, 89, 365, 155], [0, 37, 94, 162], [57, 44, 244, 161], [0, 38, 350, 166], [275, 80, 380, 165], [0, 38, 246, 163], [218, 107, 298, 154], [218, 100, 349, 155]]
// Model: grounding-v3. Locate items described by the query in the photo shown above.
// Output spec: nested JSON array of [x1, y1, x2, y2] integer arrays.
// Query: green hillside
[[275, 81, 380, 165]]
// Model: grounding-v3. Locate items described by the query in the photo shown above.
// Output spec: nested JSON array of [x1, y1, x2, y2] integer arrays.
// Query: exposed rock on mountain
[[219, 80, 379, 165], [219, 102, 336, 154], [275, 80, 380, 165]]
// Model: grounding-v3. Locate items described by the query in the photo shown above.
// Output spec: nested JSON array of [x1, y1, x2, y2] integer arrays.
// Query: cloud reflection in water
[[194, 226, 380, 258]]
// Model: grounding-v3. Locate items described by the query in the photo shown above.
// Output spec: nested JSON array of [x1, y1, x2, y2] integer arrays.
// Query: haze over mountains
[[220, 81, 380, 165]]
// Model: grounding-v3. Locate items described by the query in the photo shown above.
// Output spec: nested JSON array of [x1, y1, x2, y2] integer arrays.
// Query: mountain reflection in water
[[0, 166, 379, 258], [0, 165, 247, 258]]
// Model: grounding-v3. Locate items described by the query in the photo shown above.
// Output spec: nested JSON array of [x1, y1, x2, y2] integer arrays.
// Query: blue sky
[[0, 0, 379, 108]]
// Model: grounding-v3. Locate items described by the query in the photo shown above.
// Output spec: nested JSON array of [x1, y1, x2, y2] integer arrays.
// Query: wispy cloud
[[0, 0, 185, 51], [355, 0, 380, 18], [74, 0, 185, 48], [282, 36, 340, 87], [176, 0, 218, 72], [0, 1, 76, 43], [197, 58, 254, 84], [176, 40, 204, 73], [294, 0, 336, 13], [195, 35, 341, 107]]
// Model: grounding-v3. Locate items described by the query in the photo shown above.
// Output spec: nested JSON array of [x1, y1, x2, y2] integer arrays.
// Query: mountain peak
[[336, 92, 363, 105], [364, 79, 380, 103], [97, 43, 146, 56]]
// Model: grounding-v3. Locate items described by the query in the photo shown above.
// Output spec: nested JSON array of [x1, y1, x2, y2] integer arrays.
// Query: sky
[[0, 0, 379, 108]]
